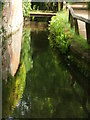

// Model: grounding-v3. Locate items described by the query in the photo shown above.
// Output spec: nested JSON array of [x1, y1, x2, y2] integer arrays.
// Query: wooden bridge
[[30, 12, 56, 18], [68, 6, 90, 44]]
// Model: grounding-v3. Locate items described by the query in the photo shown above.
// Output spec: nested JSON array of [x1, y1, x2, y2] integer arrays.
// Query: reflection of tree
[[2, 62, 26, 118], [12, 28, 88, 118], [2, 25, 33, 118], [21, 25, 33, 73]]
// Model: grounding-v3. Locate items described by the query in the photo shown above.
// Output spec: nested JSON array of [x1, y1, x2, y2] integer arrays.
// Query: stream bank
[[2, 20, 89, 118], [48, 11, 90, 80]]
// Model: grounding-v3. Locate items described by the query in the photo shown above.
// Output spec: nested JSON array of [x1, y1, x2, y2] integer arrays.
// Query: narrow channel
[[3, 21, 89, 118]]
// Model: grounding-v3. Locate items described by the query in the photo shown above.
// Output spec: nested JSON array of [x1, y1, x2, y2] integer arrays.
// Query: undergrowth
[[48, 11, 90, 54]]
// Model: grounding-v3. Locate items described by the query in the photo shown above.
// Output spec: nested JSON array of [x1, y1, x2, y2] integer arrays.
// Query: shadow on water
[[2, 21, 89, 118]]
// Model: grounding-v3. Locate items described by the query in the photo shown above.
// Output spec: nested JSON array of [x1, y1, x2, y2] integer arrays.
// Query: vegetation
[[23, 2, 58, 17], [12, 29, 88, 118], [88, 1, 90, 9], [49, 11, 90, 79], [49, 11, 90, 54], [20, 25, 33, 72], [48, 12, 71, 54], [31, 2, 58, 12], [2, 1, 90, 118], [2, 24, 33, 118], [2, 62, 26, 118], [23, 1, 32, 17]]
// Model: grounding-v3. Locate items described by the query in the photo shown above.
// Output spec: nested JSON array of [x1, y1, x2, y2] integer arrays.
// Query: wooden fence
[[67, 6, 90, 44]]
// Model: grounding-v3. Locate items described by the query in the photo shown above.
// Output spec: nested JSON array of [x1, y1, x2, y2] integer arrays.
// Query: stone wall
[[2, 0, 23, 77]]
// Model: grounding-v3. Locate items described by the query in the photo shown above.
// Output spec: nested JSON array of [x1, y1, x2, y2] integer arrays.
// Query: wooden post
[[63, 0, 66, 10], [74, 18, 79, 35], [58, 2, 60, 12], [70, 15, 74, 28], [61, 2, 63, 10], [68, 10, 70, 22], [86, 23, 90, 44]]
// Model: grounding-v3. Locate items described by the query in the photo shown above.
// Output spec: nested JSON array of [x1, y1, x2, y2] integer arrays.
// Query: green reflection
[[2, 62, 26, 118], [2, 25, 33, 118], [21, 25, 33, 72]]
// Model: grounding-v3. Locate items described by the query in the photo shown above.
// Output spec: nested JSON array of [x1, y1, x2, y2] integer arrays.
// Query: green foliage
[[12, 28, 88, 118], [88, 1, 90, 9], [2, 62, 26, 118], [49, 11, 90, 54], [2, 25, 33, 118], [65, 20, 90, 51], [49, 12, 71, 54], [31, 2, 58, 12], [20, 26, 33, 73], [23, 1, 32, 17]]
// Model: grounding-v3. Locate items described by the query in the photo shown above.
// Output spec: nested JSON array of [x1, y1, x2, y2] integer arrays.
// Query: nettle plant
[[49, 13, 71, 54], [23, 1, 32, 17]]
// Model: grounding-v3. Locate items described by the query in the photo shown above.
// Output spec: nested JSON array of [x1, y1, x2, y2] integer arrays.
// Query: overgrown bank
[[48, 11, 90, 79], [2, 25, 33, 118]]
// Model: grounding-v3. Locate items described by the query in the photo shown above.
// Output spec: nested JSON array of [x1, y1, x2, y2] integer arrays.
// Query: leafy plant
[[49, 11, 90, 54], [31, 2, 58, 12], [48, 12, 71, 54], [23, 1, 32, 17]]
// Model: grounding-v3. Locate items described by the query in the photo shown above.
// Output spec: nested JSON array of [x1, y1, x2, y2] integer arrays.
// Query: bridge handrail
[[68, 6, 90, 23], [67, 5, 90, 44]]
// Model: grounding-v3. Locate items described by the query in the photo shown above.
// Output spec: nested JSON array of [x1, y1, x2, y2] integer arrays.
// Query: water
[[2, 21, 89, 118]]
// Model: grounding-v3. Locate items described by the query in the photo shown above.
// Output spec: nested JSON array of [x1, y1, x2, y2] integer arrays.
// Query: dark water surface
[[2, 22, 89, 118]]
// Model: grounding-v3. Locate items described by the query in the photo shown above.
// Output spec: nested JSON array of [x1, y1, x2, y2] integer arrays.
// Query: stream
[[2, 21, 89, 118]]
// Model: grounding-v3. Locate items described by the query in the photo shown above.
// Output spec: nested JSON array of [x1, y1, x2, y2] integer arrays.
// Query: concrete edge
[[0, 2, 2, 120]]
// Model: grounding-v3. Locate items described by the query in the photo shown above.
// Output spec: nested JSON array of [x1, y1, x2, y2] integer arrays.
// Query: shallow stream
[[2, 21, 89, 118]]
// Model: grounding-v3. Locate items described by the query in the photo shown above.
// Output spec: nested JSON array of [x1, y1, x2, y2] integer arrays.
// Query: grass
[[49, 11, 90, 78], [57, 11, 90, 51], [65, 23, 90, 51], [49, 11, 72, 54]]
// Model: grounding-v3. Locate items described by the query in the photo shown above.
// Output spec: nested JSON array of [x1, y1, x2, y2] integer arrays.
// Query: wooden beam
[[70, 15, 74, 28], [86, 23, 90, 44], [74, 18, 79, 35], [58, 2, 60, 12], [30, 12, 56, 18]]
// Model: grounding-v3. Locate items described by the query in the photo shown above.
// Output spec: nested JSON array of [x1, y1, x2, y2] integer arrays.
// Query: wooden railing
[[67, 6, 90, 44]]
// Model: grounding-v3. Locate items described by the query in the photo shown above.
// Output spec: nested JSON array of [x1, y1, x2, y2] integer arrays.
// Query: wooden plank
[[67, 5, 90, 44], [70, 15, 74, 28], [68, 10, 70, 22], [86, 23, 90, 44], [30, 12, 56, 17], [74, 18, 79, 35], [67, 6, 90, 24]]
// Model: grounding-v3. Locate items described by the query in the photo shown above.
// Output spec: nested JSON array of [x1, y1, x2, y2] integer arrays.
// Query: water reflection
[[2, 62, 26, 118], [2, 21, 89, 118], [11, 22, 89, 118], [2, 24, 32, 118]]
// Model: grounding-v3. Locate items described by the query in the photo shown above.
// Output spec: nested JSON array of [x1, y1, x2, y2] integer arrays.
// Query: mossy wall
[[1, 0, 23, 77]]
